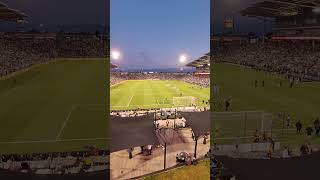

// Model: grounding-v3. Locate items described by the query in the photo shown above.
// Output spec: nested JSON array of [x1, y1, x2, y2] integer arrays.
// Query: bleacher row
[[0, 150, 109, 175], [214, 40, 320, 81], [0, 33, 107, 77], [110, 72, 210, 88]]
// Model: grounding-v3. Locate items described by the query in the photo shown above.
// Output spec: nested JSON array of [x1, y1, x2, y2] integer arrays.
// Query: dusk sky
[[212, 0, 273, 35], [111, 0, 209, 69], [1, 0, 107, 26]]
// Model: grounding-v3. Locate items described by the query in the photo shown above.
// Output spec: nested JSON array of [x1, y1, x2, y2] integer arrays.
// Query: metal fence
[[212, 111, 273, 143]]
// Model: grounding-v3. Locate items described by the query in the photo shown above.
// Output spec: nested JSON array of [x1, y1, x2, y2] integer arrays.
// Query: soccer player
[[225, 98, 231, 111], [286, 115, 291, 127], [314, 118, 320, 136], [296, 120, 302, 134], [290, 79, 294, 88], [254, 80, 258, 88], [262, 80, 265, 87], [306, 126, 313, 136]]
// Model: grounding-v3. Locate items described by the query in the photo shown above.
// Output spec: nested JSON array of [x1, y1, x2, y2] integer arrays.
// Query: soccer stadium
[[211, 1, 320, 179], [110, 1, 210, 179], [110, 54, 210, 179], [0, 2, 108, 178]]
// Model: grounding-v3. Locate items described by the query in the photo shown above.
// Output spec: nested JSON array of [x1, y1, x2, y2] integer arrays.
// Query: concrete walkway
[[110, 128, 210, 179]]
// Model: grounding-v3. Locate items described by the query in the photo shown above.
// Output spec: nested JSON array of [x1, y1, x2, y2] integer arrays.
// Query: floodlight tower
[[179, 54, 187, 72], [111, 50, 121, 61]]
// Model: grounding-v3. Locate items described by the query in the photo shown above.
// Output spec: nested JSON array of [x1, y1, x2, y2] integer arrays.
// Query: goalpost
[[213, 111, 273, 142], [172, 96, 197, 107]]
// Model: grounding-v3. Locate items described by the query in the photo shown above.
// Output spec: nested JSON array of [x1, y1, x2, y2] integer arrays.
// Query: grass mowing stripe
[[212, 63, 320, 146], [110, 80, 209, 111], [0, 59, 107, 153]]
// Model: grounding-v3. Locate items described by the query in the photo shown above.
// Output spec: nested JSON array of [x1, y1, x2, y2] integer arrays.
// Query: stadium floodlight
[[179, 55, 187, 63], [111, 50, 120, 60]]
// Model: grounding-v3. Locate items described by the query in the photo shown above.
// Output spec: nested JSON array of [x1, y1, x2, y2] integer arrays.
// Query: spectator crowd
[[110, 72, 210, 88], [214, 41, 320, 81], [0, 32, 106, 77], [0, 148, 109, 175]]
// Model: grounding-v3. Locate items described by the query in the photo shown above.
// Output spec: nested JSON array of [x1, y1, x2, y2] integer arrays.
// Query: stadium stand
[[212, 0, 320, 81], [0, 2, 27, 22], [0, 32, 107, 77], [0, 3, 109, 178], [110, 72, 210, 88], [0, 149, 109, 175], [110, 63, 118, 69], [110, 53, 210, 88], [211, 1, 320, 179], [241, 0, 320, 37], [186, 53, 210, 74], [213, 40, 320, 81]]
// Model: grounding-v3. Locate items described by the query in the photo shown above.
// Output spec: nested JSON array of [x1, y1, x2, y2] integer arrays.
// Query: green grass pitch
[[110, 80, 210, 111], [212, 63, 320, 146], [0, 59, 108, 154], [143, 159, 210, 180]]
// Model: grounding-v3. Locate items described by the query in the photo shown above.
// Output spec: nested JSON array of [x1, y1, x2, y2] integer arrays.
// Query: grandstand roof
[[0, 2, 27, 21], [240, 0, 320, 18], [0, 2, 5, 8], [110, 63, 118, 68], [186, 53, 210, 68], [110, 113, 158, 152], [180, 111, 210, 137]]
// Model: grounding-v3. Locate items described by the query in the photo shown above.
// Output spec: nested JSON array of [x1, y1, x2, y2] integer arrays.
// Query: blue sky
[[111, 0, 209, 69], [1, 0, 107, 25]]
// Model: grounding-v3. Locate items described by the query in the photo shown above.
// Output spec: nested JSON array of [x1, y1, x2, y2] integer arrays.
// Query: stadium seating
[[214, 41, 320, 81]]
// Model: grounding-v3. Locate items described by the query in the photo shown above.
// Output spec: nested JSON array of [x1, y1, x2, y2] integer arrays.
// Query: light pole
[[111, 50, 121, 61], [179, 54, 187, 64], [179, 54, 187, 72]]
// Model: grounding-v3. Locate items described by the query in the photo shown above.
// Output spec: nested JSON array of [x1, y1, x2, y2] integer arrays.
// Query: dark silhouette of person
[[296, 120, 302, 133]]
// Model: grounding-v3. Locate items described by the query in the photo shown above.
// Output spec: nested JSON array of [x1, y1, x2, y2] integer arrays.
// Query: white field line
[[214, 129, 298, 140], [132, 93, 177, 96], [272, 76, 320, 89], [127, 95, 134, 107], [55, 104, 106, 140], [55, 105, 77, 140], [111, 103, 172, 108], [110, 80, 128, 88], [0, 137, 110, 144], [304, 84, 320, 89], [221, 63, 320, 89]]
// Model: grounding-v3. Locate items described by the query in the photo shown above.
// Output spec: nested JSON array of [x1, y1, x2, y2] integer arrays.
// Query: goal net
[[173, 96, 197, 107], [213, 111, 273, 142]]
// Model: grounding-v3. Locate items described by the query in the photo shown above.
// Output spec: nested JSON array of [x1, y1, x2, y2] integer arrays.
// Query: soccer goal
[[213, 111, 273, 142], [173, 96, 197, 107]]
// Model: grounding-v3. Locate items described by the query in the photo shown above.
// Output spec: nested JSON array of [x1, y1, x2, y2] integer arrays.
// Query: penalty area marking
[[55, 105, 77, 140], [55, 104, 106, 140], [126, 95, 134, 107]]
